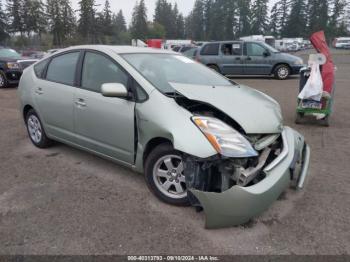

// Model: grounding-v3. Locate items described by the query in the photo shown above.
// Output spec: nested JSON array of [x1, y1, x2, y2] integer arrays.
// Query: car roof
[[60, 45, 176, 55], [203, 40, 262, 45]]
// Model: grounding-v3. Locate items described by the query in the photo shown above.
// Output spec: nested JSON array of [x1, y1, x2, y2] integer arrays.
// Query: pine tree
[[284, 0, 307, 37], [78, 0, 96, 43], [250, 0, 269, 35], [175, 13, 185, 39], [6, 0, 24, 35], [329, 0, 347, 37], [130, 0, 148, 40], [23, 0, 47, 37], [103, 0, 112, 34], [47, 0, 76, 46], [190, 0, 205, 40], [308, 0, 329, 34], [114, 10, 127, 33], [0, 0, 8, 42], [237, 0, 251, 37]]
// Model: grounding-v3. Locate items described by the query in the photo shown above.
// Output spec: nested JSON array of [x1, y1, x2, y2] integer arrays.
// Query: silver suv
[[197, 41, 305, 80]]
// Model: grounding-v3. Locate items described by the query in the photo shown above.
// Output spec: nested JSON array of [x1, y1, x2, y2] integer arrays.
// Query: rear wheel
[[25, 109, 53, 148], [274, 64, 291, 80], [145, 143, 189, 206], [0, 71, 8, 88]]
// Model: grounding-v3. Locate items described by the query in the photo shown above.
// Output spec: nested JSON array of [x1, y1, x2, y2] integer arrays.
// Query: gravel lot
[[0, 50, 349, 255]]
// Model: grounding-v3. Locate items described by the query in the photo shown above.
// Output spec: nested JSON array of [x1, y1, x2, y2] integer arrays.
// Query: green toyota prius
[[18, 45, 310, 229]]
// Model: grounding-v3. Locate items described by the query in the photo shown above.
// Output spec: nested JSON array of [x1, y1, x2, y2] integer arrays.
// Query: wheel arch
[[23, 104, 34, 120], [142, 137, 173, 168], [206, 63, 221, 73]]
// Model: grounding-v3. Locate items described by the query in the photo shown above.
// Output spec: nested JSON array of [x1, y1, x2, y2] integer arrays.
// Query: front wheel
[[0, 71, 8, 88], [145, 143, 189, 206], [274, 64, 291, 80]]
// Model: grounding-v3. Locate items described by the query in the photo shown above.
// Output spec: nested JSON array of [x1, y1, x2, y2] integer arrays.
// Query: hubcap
[[27, 115, 42, 144], [153, 155, 187, 199], [278, 67, 288, 78]]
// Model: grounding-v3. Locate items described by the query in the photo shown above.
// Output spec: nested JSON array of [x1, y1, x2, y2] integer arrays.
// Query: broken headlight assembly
[[192, 116, 258, 158]]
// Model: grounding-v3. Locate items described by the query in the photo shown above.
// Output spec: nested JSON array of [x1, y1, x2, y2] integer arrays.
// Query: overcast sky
[[71, 0, 278, 25]]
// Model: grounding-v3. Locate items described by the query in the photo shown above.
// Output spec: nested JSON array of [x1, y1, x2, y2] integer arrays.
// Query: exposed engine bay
[[173, 94, 284, 208]]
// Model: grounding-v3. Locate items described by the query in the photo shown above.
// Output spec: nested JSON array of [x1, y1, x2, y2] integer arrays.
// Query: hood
[[278, 52, 301, 62], [171, 83, 283, 134]]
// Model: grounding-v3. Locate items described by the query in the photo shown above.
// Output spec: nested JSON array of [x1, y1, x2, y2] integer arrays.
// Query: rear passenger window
[[81, 52, 129, 93], [46, 52, 80, 86], [34, 59, 49, 78], [200, 43, 220, 56]]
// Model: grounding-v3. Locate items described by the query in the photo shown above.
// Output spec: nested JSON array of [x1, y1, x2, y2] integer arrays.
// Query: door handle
[[35, 87, 43, 95], [246, 57, 252, 61], [235, 57, 241, 60], [75, 98, 87, 107]]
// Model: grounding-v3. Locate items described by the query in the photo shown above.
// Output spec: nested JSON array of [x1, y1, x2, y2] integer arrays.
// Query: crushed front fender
[[189, 127, 311, 229]]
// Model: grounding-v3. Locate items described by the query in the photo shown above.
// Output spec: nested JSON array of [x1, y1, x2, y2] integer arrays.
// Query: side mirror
[[263, 51, 271, 57], [101, 83, 129, 98]]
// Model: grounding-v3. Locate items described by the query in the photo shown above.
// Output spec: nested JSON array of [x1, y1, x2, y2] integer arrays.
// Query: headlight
[[294, 58, 304, 65], [7, 62, 20, 69], [192, 116, 258, 158]]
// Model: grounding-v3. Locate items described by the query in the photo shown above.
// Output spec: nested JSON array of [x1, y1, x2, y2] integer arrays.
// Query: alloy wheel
[[27, 115, 43, 144], [152, 155, 187, 199]]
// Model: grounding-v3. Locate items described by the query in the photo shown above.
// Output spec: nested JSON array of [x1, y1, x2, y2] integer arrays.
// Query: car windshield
[[261, 43, 280, 53], [0, 49, 21, 59], [122, 53, 232, 94]]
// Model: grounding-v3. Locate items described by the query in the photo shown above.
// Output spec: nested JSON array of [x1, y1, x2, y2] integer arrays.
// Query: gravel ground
[[0, 50, 349, 255]]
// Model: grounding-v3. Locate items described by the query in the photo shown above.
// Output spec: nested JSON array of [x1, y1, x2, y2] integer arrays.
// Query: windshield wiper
[[164, 91, 184, 98]]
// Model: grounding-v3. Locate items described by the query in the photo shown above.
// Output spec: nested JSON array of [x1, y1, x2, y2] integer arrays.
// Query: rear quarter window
[[34, 59, 49, 78], [200, 43, 220, 56]]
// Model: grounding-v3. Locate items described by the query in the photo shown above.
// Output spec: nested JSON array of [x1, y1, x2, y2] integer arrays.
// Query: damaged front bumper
[[188, 127, 310, 229]]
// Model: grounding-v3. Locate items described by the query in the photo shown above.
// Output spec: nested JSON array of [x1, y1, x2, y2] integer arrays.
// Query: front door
[[34, 51, 80, 141], [220, 42, 244, 75], [74, 51, 135, 164], [243, 42, 273, 75]]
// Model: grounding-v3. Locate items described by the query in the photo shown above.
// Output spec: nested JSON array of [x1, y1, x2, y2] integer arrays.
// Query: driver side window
[[246, 43, 266, 56], [81, 52, 129, 93]]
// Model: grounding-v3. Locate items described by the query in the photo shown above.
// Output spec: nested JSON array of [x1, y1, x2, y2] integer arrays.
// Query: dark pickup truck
[[0, 48, 37, 88]]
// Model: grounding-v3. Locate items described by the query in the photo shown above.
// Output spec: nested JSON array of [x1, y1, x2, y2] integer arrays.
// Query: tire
[[0, 70, 8, 88], [274, 64, 291, 80], [208, 64, 220, 73], [144, 143, 189, 206], [25, 109, 53, 148]]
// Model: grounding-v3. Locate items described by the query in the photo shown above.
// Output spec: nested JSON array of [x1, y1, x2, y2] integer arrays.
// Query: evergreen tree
[[78, 0, 96, 43], [284, 0, 307, 37], [269, 0, 290, 37], [130, 0, 148, 40], [114, 10, 127, 33], [328, 0, 348, 37], [190, 0, 205, 40], [47, 0, 76, 46], [6, 0, 24, 35], [308, 0, 329, 34], [175, 13, 185, 39], [237, 0, 251, 37], [0, 0, 8, 42], [102, 0, 112, 34], [250, 0, 269, 34], [23, 0, 47, 37]]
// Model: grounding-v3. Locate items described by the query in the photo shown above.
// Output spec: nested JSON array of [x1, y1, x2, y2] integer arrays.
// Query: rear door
[[242, 42, 273, 75], [74, 51, 136, 164], [33, 51, 80, 142], [220, 42, 244, 75]]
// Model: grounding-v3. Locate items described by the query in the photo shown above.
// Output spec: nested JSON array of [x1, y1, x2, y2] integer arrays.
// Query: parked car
[[197, 41, 305, 80], [0, 48, 37, 88], [333, 37, 350, 49], [18, 46, 310, 228], [182, 47, 199, 59]]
